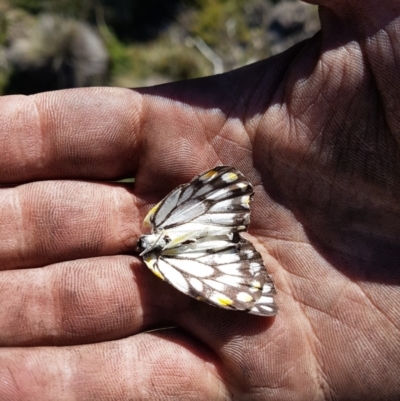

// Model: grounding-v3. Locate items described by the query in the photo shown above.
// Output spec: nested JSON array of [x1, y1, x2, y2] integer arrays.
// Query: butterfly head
[[137, 231, 170, 257]]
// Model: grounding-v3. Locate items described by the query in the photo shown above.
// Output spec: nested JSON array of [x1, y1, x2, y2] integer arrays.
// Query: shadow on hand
[[137, 18, 400, 286]]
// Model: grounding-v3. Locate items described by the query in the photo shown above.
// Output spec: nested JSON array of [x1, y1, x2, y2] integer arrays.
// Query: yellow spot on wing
[[242, 195, 250, 206], [216, 295, 233, 306], [143, 202, 161, 228], [152, 269, 165, 280], [144, 254, 165, 280], [222, 172, 238, 182], [200, 170, 218, 181]]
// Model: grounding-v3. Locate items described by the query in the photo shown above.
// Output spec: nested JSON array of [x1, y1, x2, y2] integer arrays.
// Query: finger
[[0, 255, 182, 346], [0, 88, 141, 183], [0, 86, 230, 190], [0, 250, 278, 348], [0, 79, 270, 187], [0, 181, 141, 270], [0, 331, 227, 401]]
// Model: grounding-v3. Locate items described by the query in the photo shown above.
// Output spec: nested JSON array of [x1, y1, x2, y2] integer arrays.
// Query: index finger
[[0, 87, 141, 183]]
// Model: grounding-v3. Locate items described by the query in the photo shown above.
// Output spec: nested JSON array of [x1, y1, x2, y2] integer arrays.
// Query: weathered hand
[[0, 1, 399, 399]]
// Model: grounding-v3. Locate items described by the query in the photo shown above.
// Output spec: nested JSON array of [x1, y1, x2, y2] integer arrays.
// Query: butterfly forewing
[[149, 166, 252, 230], [139, 166, 278, 316]]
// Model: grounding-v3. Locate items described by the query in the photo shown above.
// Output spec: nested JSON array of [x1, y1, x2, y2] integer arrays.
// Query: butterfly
[[137, 166, 277, 316]]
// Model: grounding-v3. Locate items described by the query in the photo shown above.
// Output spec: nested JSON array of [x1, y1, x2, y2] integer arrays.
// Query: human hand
[[1, 0, 399, 399]]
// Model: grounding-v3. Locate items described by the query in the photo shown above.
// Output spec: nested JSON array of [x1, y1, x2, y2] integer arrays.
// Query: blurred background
[[0, 0, 320, 95]]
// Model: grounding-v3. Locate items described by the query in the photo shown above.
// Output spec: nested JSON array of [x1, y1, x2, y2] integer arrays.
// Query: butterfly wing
[[144, 166, 252, 232], [156, 236, 277, 315], [140, 166, 278, 316]]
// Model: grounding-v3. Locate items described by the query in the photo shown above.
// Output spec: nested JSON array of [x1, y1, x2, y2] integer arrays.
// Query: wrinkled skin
[[0, 1, 399, 400]]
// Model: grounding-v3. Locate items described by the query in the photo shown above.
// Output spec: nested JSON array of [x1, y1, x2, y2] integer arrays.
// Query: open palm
[[1, 1, 399, 400]]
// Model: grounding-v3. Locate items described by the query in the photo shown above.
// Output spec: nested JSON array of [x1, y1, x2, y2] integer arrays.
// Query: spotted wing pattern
[[138, 166, 277, 316]]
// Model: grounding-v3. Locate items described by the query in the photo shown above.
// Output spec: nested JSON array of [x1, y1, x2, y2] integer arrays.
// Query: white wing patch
[[137, 166, 278, 316]]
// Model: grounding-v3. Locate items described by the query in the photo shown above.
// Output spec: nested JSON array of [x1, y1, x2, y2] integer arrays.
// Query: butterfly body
[[138, 166, 278, 316]]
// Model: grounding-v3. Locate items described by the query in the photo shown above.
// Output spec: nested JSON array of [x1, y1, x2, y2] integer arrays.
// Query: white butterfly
[[137, 166, 277, 316]]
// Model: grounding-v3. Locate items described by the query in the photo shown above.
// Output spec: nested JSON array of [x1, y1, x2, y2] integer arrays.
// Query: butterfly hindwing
[[139, 166, 278, 316]]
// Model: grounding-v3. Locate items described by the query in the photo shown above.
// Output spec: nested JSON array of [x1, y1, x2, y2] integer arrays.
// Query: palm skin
[[0, 1, 399, 400]]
